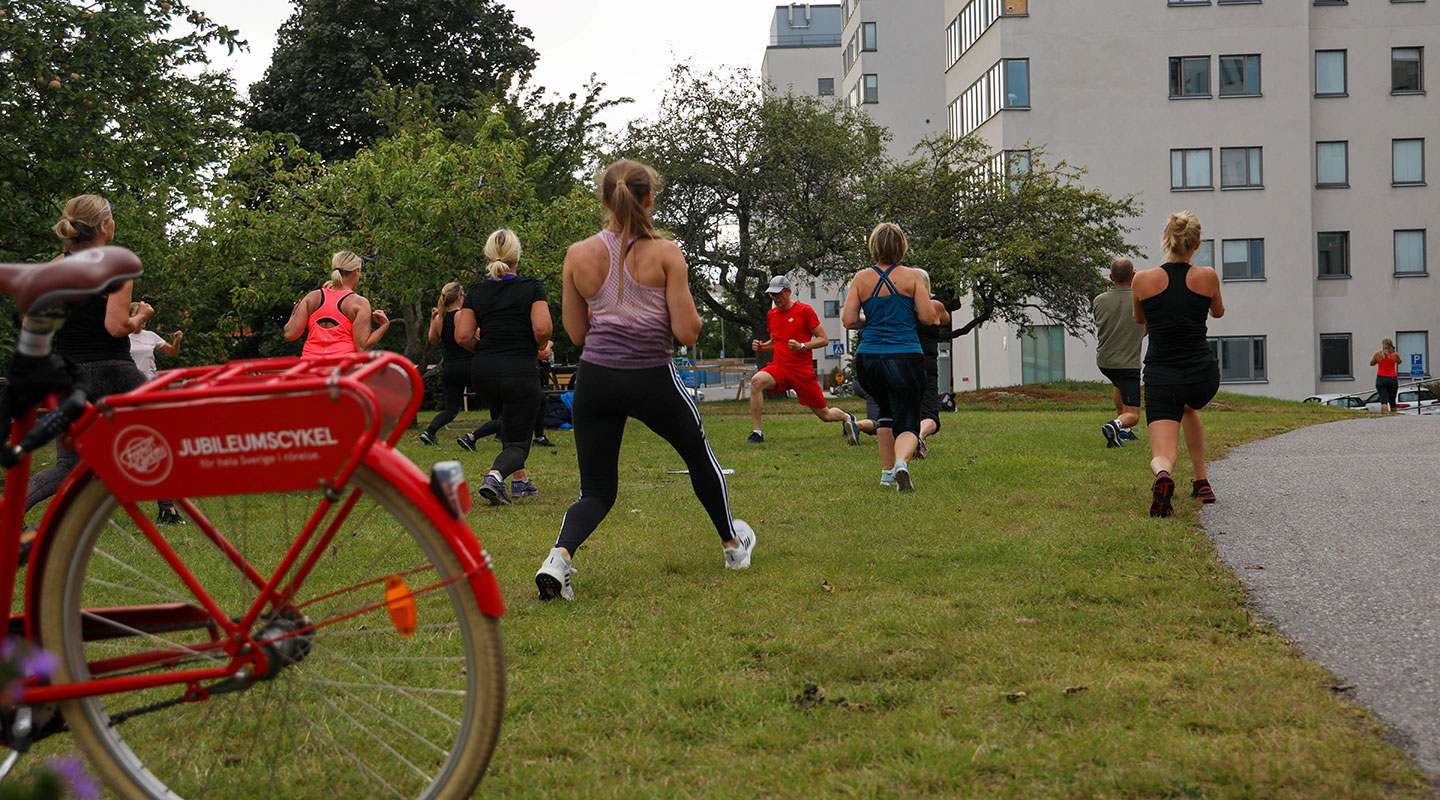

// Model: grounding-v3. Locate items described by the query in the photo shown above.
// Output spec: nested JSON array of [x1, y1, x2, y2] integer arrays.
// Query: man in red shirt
[[747, 276, 859, 445]]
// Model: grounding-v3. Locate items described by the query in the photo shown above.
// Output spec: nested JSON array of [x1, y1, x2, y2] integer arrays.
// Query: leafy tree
[[621, 64, 888, 341], [878, 137, 1143, 339], [243, 0, 537, 162]]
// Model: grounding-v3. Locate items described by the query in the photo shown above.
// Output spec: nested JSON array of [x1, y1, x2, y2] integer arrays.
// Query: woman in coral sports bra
[[284, 251, 391, 356]]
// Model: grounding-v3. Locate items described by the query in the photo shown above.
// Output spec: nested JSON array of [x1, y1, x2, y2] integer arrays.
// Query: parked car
[[1362, 387, 1439, 413], [1301, 393, 1367, 409]]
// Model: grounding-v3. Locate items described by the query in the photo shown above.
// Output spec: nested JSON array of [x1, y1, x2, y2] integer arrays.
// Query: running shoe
[[532, 436, 556, 448], [1150, 471, 1176, 518], [510, 479, 539, 499], [456, 433, 477, 452], [915, 437, 929, 460], [418, 431, 437, 446], [1191, 479, 1217, 504], [477, 473, 511, 506], [880, 469, 897, 488], [745, 431, 764, 444], [1122, 428, 1140, 441], [1101, 421, 1121, 448], [894, 458, 914, 492], [156, 507, 186, 526], [842, 413, 860, 446], [723, 520, 757, 570], [535, 548, 577, 601]]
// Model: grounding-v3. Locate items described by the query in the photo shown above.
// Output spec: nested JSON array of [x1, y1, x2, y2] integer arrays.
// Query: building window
[[1320, 334, 1353, 380], [818, 77, 835, 96], [1397, 331, 1429, 377], [849, 83, 860, 109], [947, 0, 1009, 69], [1005, 59, 1029, 107], [1316, 141, 1348, 187], [809, 282, 817, 299], [863, 74, 878, 104], [1315, 50, 1347, 96], [1210, 336, 1267, 382], [1169, 56, 1211, 98], [1392, 48, 1423, 93], [1222, 238, 1265, 280], [823, 300, 840, 318], [1220, 146, 1263, 188], [1393, 139, 1425, 185], [861, 22, 877, 51], [1395, 230, 1427, 275], [1193, 239, 1214, 267], [1171, 148, 1212, 190], [1219, 54, 1261, 96], [1021, 325, 1065, 384], [1318, 231, 1350, 278]]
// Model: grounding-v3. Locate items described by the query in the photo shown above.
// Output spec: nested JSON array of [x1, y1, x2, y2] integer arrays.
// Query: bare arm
[[427, 307, 443, 344], [530, 300, 554, 346], [662, 245, 702, 346], [750, 337, 773, 352], [1370, 351, 1382, 367], [1132, 286, 1147, 325], [157, 330, 182, 357], [284, 290, 319, 341], [454, 308, 478, 352], [841, 276, 864, 329], [933, 299, 951, 325], [348, 295, 390, 351], [910, 270, 937, 326], [104, 282, 152, 336], [560, 244, 591, 346], [790, 324, 829, 353], [1205, 269, 1225, 318]]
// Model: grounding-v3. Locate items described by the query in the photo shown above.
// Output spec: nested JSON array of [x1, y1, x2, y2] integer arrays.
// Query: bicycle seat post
[[15, 310, 64, 358]]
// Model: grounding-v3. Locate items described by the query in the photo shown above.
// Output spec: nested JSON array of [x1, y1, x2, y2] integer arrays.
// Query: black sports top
[[1140, 262, 1218, 384], [55, 292, 132, 364], [917, 322, 943, 358], [440, 310, 472, 366]]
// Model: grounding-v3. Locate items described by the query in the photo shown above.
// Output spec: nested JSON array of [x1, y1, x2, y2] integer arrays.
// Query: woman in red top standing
[[1371, 338, 1402, 413], [284, 251, 390, 356]]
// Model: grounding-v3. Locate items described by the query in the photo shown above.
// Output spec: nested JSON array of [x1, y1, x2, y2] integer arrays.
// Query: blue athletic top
[[855, 265, 922, 355]]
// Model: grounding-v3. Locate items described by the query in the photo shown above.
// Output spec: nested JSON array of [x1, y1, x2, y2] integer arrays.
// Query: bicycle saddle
[[0, 246, 143, 315]]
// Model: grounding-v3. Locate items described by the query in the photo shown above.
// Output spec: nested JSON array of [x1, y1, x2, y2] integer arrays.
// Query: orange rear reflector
[[385, 576, 417, 637]]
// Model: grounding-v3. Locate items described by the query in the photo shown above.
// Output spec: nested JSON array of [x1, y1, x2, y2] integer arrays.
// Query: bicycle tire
[[37, 466, 504, 800]]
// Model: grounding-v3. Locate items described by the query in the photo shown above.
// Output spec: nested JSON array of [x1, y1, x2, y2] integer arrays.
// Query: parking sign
[[1412, 353, 1425, 378]]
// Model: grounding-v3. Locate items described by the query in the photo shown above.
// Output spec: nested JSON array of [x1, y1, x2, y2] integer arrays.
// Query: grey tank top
[[577, 230, 675, 369]]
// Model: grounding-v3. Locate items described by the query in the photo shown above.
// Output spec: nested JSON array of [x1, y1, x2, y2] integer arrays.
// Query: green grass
[[386, 383, 1432, 799]]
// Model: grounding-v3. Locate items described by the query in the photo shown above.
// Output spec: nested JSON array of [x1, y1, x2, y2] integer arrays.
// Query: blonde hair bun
[[484, 229, 522, 279], [1161, 210, 1203, 256]]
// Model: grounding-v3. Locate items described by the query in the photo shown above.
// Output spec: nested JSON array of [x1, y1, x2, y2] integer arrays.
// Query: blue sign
[[828, 341, 845, 357], [1412, 353, 1425, 378]]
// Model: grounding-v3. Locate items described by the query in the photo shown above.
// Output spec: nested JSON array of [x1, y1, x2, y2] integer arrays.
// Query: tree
[[243, 0, 537, 162], [621, 65, 888, 340], [878, 136, 1143, 339]]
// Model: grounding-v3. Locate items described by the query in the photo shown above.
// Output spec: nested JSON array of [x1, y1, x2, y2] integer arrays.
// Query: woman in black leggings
[[533, 159, 754, 602], [455, 230, 551, 505], [420, 282, 469, 446]]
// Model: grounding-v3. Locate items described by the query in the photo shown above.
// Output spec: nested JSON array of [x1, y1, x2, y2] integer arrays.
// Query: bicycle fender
[[23, 465, 99, 640], [363, 445, 506, 619]]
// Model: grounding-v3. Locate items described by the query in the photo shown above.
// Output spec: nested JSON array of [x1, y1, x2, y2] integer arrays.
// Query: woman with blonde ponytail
[[1132, 210, 1225, 517], [1370, 337, 1402, 413], [419, 282, 471, 444], [455, 229, 551, 504], [531, 159, 754, 603], [283, 251, 390, 356]]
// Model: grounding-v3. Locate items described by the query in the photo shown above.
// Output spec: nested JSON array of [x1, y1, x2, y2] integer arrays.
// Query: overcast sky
[[207, 0, 786, 130]]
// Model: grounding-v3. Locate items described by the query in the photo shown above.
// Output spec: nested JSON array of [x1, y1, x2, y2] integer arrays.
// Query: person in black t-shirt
[[454, 229, 553, 505], [419, 282, 469, 445]]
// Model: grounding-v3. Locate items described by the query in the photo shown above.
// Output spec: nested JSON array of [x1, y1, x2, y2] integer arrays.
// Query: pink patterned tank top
[[578, 230, 675, 369]]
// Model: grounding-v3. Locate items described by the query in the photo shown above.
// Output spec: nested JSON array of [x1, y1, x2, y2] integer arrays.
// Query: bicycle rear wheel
[[37, 466, 504, 800]]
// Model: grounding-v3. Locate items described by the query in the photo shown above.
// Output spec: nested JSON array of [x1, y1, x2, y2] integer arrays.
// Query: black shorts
[[855, 353, 926, 436], [1144, 374, 1220, 424], [1376, 375, 1399, 408], [921, 356, 941, 431], [1100, 367, 1142, 408]]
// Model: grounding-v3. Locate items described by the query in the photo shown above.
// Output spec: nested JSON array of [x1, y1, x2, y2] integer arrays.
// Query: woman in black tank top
[[420, 282, 471, 444], [1131, 211, 1225, 518]]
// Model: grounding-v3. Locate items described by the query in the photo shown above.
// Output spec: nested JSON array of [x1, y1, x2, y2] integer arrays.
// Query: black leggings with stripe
[[556, 361, 734, 554]]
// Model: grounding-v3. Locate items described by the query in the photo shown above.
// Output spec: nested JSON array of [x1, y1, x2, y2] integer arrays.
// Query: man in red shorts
[[747, 276, 859, 445]]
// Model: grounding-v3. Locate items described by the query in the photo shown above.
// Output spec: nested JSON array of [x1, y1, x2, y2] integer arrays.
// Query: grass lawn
[[396, 382, 1433, 799]]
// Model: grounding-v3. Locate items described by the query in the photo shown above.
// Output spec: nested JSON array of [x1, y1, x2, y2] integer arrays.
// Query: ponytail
[[598, 159, 663, 247], [438, 281, 463, 309], [483, 229, 521, 279], [327, 251, 362, 289], [53, 194, 112, 252]]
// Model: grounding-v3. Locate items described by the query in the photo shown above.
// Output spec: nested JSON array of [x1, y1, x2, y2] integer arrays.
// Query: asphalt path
[[1203, 415, 1440, 776]]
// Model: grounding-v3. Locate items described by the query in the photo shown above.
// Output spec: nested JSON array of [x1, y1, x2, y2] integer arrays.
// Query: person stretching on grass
[[1093, 258, 1146, 448], [1132, 211, 1224, 517], [534, 158, 755, 601], [747, 275, 859, 445]]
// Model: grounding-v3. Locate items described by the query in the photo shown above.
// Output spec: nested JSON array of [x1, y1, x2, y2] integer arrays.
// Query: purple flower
[[48, 756, 103, 800], [20, 648, 58, 679]]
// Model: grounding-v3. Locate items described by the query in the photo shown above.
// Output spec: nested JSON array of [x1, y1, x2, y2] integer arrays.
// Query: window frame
[[1392, 138, 1425, 186], [1315, 140, 1349, 188], [1193, 239, 1215, 268], [862, 73, 879, 104], [1221, 238, 1266, 281], [1168, 55, 1211, 99], [1209, 335, 1268, 383], [1392, 47, 1424, 94], [1319, 333, 1353, 380], [1170, 147, 1213, 191], [818, 77, 835, 97], [861, 21, 877, 51], [1317, 231, 1351, 279], [1004, 58, 1030, 108], [1396, 330, 1430, 379], [823, 299, 841, 318], [1218, 54, 1262, 97], [1394, 229, 1428, 276], [1219, 146, 1263, 189], [1315, 49, 1347, 97]]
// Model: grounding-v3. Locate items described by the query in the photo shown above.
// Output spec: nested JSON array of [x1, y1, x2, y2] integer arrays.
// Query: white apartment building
[[944, 0, 1438, 399], [761, 3, 844, 98]]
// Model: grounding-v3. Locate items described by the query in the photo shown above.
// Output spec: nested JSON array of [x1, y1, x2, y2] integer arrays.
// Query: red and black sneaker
[[1191, 479, 1217, 504], [1150, 472, 1176, 518]]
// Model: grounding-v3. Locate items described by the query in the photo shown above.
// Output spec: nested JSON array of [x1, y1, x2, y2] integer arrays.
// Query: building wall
[[762, 3, 843, 98], [841, 0, 949, 159]]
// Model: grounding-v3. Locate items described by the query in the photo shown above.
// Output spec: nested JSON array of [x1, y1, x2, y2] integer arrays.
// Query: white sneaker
[[894, 459, 914, 492], [535, 547, 577, 601], [724, 520, 756, 570], [880, 469, 896, 488]]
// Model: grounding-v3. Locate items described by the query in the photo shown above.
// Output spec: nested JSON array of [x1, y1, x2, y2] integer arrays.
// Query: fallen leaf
[[1330, 684, 1356, 693], [1002, 691, 1028, 703], [1014, 618, 1036, 625], [1243, 565, 1264, 570], [820, 580, 835, 593], [1063, 685, 1088, 695], [941, 706, 960, 716]]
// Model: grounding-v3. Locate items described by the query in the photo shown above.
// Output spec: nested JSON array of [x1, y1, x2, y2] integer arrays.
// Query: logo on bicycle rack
[[114, 425, 173, 485]]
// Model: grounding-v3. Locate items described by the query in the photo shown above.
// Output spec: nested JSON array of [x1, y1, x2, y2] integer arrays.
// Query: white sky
[[206, 0, 786, 131]]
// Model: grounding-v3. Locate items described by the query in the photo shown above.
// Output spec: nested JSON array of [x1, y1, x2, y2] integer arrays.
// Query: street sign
[[829, 341, 845, 357], [1412, 353, 1424, 379]]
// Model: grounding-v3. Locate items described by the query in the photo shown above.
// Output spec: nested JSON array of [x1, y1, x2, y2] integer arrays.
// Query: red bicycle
[[0, 248, 506, 799]]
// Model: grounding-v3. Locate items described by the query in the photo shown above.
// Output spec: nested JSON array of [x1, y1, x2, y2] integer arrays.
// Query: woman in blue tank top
[[841, 223, 937, 492], [1132, 210, 1226, 518]]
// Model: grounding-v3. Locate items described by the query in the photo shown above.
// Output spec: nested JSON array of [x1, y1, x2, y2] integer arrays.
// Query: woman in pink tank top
[[284, 251, 391, 357]]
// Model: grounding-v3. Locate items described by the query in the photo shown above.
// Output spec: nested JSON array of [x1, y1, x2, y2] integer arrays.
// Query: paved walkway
[[1203, 415, 1440, 775]]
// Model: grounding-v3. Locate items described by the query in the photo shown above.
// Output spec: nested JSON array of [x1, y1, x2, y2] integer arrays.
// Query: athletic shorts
[[1100, 367, 1142, 408], [921, 356, 941, 431], [855, 353, 926, 436], [1144, 374, 1220, 424], [1376, 375, 1399, 408], [759, 362, 826, 409]]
